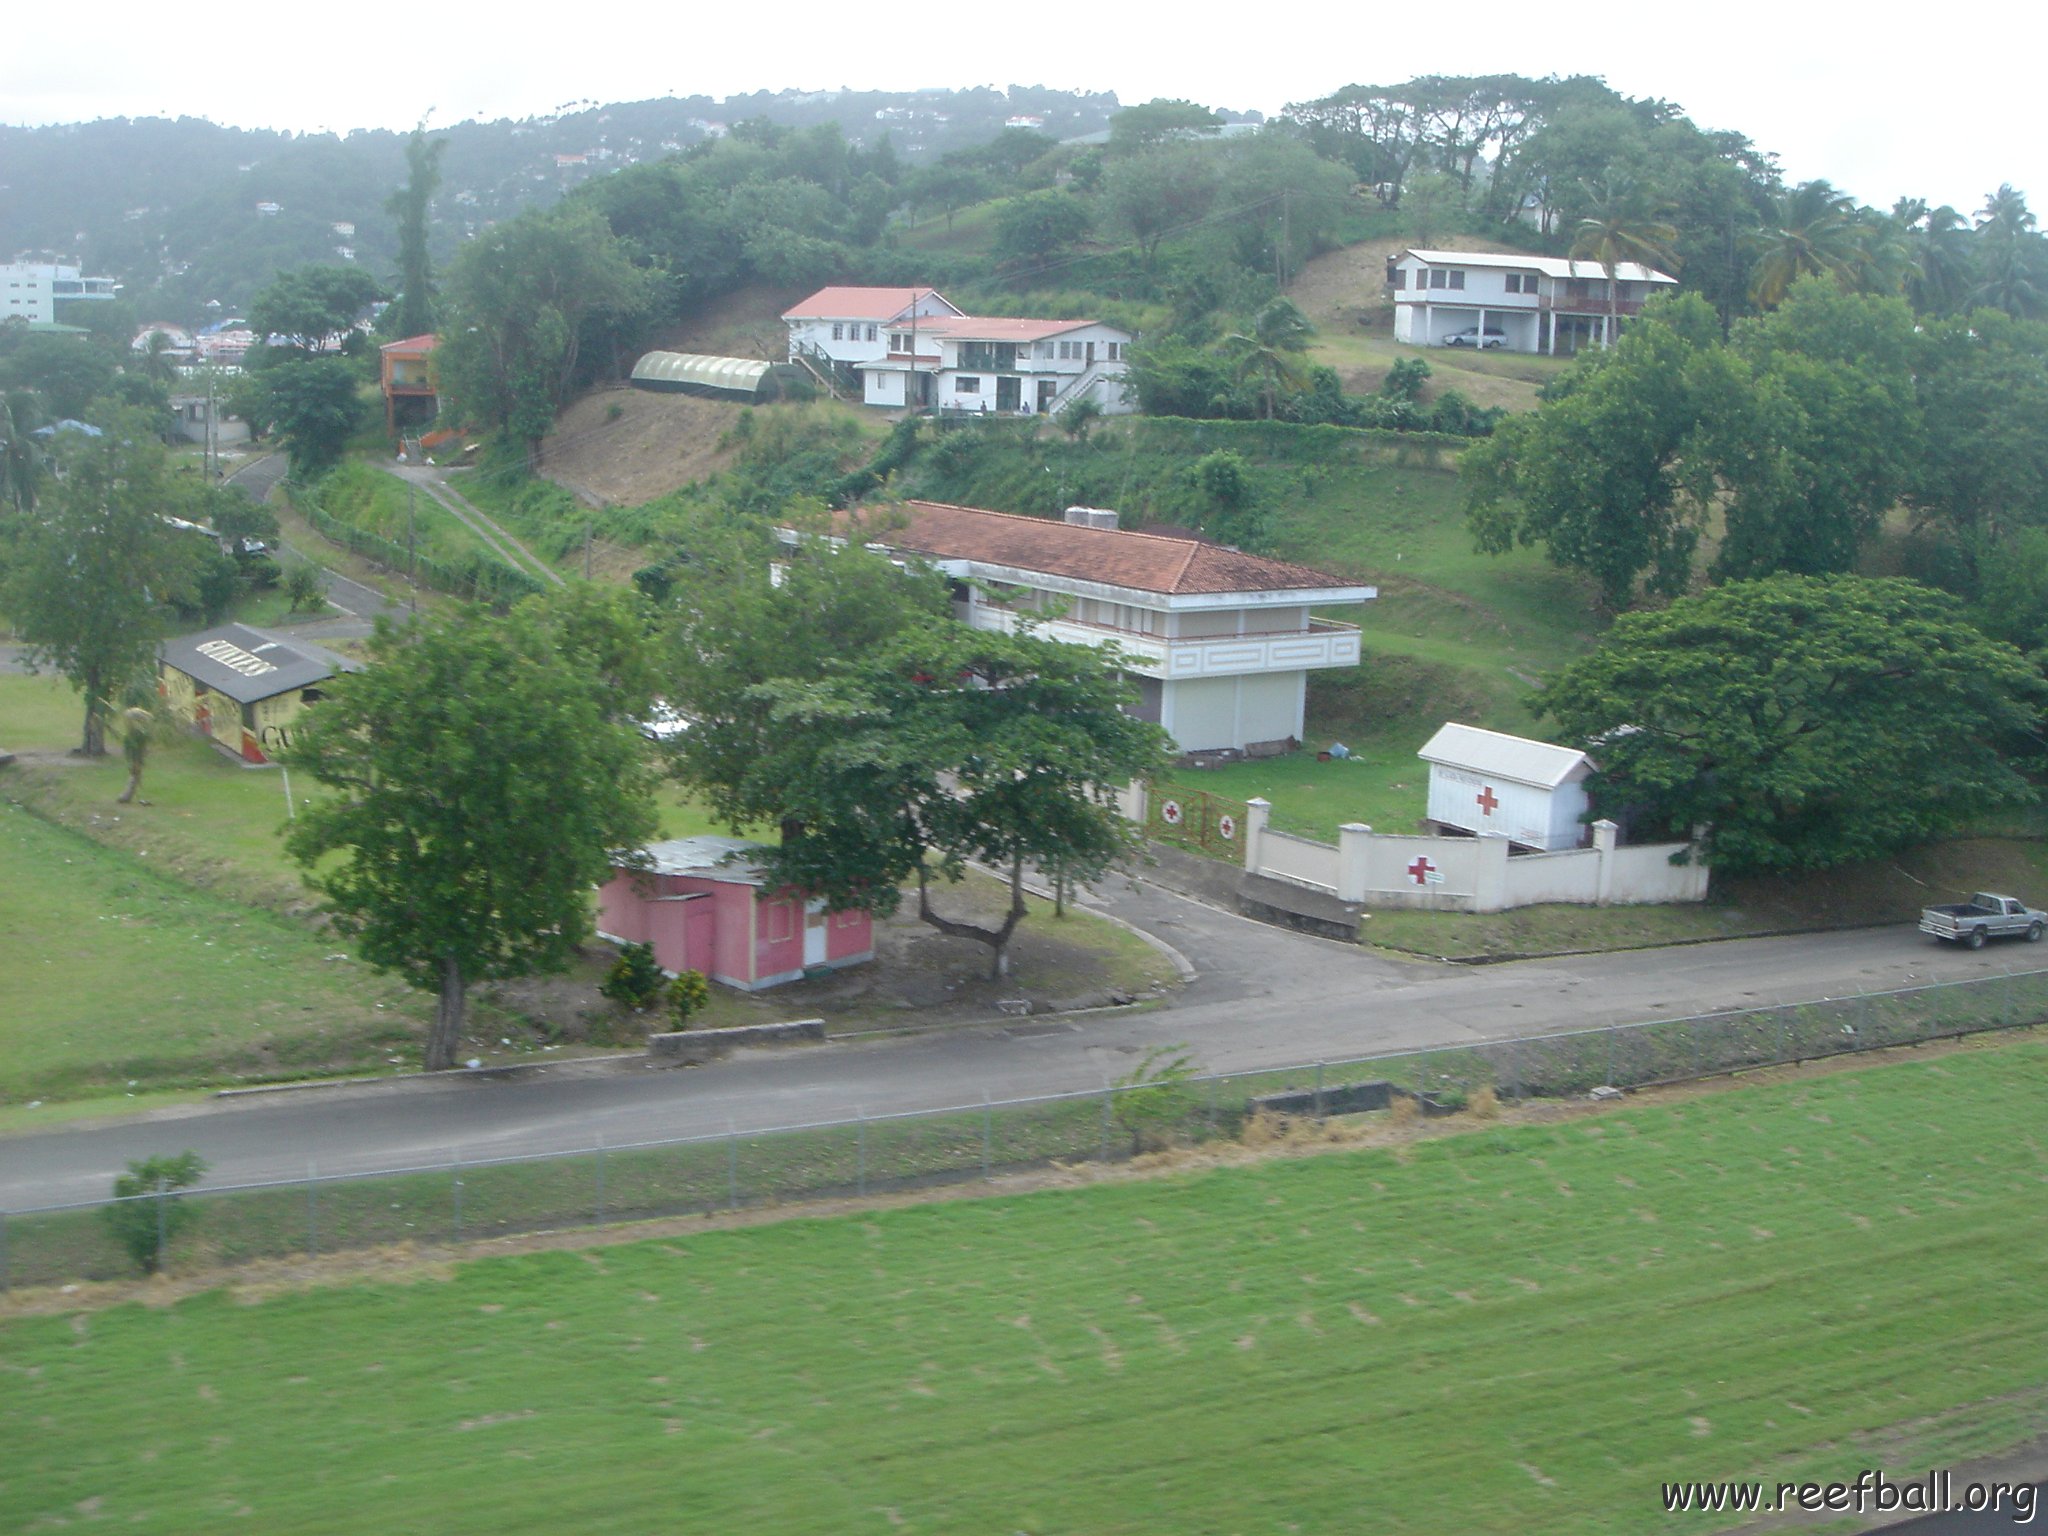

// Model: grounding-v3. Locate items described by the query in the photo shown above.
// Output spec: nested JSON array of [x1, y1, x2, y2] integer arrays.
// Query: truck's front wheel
[[1967, 925, 1988, 950]]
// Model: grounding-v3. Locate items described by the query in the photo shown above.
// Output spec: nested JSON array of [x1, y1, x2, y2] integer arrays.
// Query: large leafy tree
[[1908, 309, 2048, 542], [436, 205, 661, 456], [284, 602, 660, 1071], [1537, 576, 2043, 875], [1, 416, 197, 755], [245, 265, 386, 360], [253, 357, 362, 477], [668, 524, 1170, 978], [1466, 293, 1722, 609], [1100, 144, 1219, 268]]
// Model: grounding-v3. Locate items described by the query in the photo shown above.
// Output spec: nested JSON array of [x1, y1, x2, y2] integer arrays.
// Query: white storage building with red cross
[[1418, 723, 1594, 852]]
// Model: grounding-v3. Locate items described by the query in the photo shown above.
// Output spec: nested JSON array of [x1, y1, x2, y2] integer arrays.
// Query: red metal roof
[[780, 286, 956, 321], [850, 501, 1361, 597], [909, 316, 1100, 342]]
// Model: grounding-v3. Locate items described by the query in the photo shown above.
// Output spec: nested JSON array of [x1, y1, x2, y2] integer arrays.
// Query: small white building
[[832, 501, 1375, 753], [1418, 723, 1593, 852], [1388, 249, 1679, 356], [783, 285, 1135, 417]]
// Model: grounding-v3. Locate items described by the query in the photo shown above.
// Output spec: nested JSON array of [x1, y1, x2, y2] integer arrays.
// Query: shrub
[[599, 942, 667, 1011], [102, 1150, 209, 1275], [1112, 1046, 1199, 1154], [665, 969, 711, 1028], [282, 560, 326, 613]]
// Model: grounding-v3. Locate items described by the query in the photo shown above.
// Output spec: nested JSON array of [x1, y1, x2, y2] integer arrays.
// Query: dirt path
[[384, 466, 564, 588]]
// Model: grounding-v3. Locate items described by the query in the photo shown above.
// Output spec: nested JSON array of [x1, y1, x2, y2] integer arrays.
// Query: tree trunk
[[426, 956, 466, 1071], [79, 669, 106, 757], [915, 860, 1030, 983]]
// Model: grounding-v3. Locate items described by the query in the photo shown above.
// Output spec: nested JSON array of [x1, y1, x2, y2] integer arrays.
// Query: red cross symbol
[[1408, 856, 1436, 886], [1476, 785, 1499, 816]]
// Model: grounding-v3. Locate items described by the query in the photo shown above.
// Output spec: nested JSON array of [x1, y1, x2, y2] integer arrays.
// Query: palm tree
[[1904, 203, 1975, 314], [136, 329, 181, 387], [0, 390, 47, 516], [1570, 177, 1681, 347], [1971, 184, 2046, 319], [1746, 180, 1863, 308], [1222, 299, 1316, 420]]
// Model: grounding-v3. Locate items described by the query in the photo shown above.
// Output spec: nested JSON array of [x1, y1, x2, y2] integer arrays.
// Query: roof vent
[[1065, 505, 1118, 530]]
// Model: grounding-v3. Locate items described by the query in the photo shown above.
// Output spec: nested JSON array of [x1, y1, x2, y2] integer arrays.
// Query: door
[[1037, 380, 1057, 414], [804, 901, 829, 967], [996, 375, 1021, 412], [1084, 341, 1096, 365]]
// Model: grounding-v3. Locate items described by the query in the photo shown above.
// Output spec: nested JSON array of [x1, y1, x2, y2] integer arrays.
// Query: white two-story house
[[834, 501, 1375, 753], [783, 286, 1135, 417], [1388, 249, 1679, 356]]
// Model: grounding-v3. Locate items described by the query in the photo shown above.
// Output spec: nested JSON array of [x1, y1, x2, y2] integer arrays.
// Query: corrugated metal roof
[[632, 835, 772, 884], [630, 351, 773, 397], [158, 623, 357, 705], [1417, 723, 1592, 790], [1400, 249, 1678, 284]]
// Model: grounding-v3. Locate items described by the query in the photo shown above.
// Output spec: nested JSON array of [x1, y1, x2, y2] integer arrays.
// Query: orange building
[[379, 333, 439, 438]]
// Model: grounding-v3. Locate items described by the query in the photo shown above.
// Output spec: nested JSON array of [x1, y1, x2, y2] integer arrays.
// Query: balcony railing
[[1540, 293, 1646, 316], [959, 608, 1362, 677]]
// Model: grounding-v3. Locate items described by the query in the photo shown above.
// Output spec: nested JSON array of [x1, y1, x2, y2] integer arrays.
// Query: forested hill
[[0, 86, 1136, 317]]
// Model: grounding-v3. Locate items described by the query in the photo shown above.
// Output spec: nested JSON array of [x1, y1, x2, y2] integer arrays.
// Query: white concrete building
[[2, 262, 122, 326], [1418, 723, 1594, 852], [1388, 249, 1679, 356], [838, 501, 1375, 753], [783, 286, 1134, 416]]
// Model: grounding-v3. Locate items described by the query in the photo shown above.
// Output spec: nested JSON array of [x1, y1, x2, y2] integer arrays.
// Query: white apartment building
[[1388, 249, 1679, 355], [783, 286, 1134, 417], [2, 262, 123, 326], [835, 501, 1375, 753]]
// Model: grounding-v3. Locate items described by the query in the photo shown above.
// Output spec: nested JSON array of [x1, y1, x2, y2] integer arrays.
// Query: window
[[1427, 269, 1446, 289], [891, 332, 907, 350], [866, 324, 878, 341], [1390, 268, 1407, 289], [1036, 341, 1053, 358], [956, 376, 981, 393], [831, 323, 844, 341], [764, 900, 795, 943], [1105, 342, 1121, 361], [1505, 273, 1522, 294], [1448, 270, 1465, 290]]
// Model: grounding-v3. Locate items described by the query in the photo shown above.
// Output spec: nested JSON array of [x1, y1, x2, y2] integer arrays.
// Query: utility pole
[[407, 481, 418, 614]]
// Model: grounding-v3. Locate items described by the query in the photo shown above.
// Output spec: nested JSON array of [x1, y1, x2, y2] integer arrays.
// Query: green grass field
[[0, 799, 425, 1102], [7, 1039, 2048, 1533]]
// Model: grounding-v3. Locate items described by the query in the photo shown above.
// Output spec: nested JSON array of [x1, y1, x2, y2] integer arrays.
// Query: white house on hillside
[[1388, 249, 1679, 356], [784, 285, 1134, 417], [826, 501, 1375, 753]]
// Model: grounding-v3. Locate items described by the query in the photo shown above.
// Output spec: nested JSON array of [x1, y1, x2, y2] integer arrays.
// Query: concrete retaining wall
[[647, 1018, 826, 1067]]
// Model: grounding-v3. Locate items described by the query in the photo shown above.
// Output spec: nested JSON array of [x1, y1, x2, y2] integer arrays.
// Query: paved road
[[224, 452, 404, 639], [0, 869, 2029, 1208]]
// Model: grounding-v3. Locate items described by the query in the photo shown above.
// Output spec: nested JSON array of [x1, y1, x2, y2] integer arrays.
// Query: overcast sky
[[1, 0, 2033, 215]]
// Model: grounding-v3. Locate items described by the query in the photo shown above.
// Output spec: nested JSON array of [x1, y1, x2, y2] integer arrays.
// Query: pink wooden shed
[[595, 835, 874, 992]]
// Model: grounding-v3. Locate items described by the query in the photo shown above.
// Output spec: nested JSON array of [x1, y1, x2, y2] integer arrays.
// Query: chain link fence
[[9, 965, 2047, 1292]]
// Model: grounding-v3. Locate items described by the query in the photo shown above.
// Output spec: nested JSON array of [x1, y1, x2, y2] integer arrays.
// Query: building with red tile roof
[[824, 501, 1376, 753]]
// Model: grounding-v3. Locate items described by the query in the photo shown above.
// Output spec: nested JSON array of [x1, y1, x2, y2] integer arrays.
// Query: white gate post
[[1337, 824, 1373, 903], [1244, 798, 1271, 876], [1592, 818, 1618, 905]]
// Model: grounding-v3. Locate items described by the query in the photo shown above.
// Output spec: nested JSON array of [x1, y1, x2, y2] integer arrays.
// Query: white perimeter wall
[[1236, 804, 1707, 912]]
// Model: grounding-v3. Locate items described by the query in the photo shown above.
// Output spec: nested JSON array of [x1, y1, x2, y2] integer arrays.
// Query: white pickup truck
[[1918, 892, 2047, 948]]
